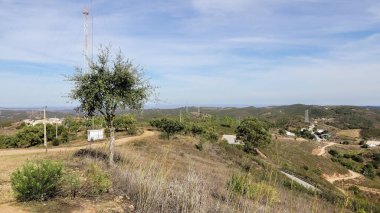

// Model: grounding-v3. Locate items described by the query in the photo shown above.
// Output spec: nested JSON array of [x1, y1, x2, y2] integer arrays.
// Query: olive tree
[[68, 46, 153, 165], [236, 117, 271, 153]]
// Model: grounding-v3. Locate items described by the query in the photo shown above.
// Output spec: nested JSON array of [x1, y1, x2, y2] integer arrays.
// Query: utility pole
[[55, 122, 58, 138], [43, 106, 47, 152], [180, 110, 182, 123]]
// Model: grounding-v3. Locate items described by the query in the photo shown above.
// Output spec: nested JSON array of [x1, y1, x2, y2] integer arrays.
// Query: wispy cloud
[[0, 0, 380, 106]]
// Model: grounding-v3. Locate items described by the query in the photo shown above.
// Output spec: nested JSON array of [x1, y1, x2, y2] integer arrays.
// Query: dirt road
[[323, 170, 363, 184], [0, 130, 155, 213], [312, 142, 335, 156], [0, 130, 155, 157]]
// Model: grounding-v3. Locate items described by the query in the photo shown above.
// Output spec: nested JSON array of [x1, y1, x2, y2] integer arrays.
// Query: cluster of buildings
[[22, 118, 63, 126]]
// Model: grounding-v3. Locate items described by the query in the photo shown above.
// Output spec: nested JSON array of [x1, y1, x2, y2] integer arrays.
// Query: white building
[[87, 129, 105, 142]]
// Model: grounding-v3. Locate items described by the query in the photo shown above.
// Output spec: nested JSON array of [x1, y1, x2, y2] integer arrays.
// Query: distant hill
[[137, 104, 380, 130]]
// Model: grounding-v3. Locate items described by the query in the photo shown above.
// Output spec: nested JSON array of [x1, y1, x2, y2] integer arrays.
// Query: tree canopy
[[235, 117, 272, 153], [68, 46, 153, 165]]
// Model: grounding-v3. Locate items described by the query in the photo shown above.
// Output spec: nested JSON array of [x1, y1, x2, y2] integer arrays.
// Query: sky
[[0, 0, 380, 108]]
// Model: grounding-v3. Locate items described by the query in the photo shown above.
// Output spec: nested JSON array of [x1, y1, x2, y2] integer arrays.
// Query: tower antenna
[[83, 7, 89, 73]]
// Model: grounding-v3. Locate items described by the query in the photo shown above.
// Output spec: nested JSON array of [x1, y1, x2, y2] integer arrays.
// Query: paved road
[[280, 171, 320, 192]]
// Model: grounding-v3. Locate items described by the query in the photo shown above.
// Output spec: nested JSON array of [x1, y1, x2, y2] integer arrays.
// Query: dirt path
[[312, 142, 335, 156], [323, 170, 363, 184], [0, 130, 155, 157], [0, 130, 155, 212]]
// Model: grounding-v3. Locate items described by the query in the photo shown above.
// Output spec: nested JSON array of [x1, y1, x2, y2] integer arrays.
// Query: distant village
[[22, 118, 63, 126]]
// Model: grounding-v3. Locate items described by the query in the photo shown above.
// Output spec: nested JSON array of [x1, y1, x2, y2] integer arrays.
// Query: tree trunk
[[109, 127, 115, 166]]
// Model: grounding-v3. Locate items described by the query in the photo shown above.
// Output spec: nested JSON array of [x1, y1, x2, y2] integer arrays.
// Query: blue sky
[[0, 0, 380, 107]]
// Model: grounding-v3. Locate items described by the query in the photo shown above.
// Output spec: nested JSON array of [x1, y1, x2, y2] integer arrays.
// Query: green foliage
[[296, 129, 315, 140], [114, 114, 137, 135], [361, 164, 375, 179], [278, 128, 286, 135], [348, 185, 361, 196], [352, 155, 364, 163], [83, 116, 105, 129], [328, 149, 339, 157], [189, 124, 206, 136], [14, 125, 44, 147], [0, 135, 18, 148], [63, 117, 83, 135], [68, 47, 152, 128], [195, 141, 203, 151], [62, 172, 81, 198], [150, 118, 184, 139], [361, 128, 380, 139], [83, 164, 111, 196], [52, 137, 61, 146], [220, 116, 236, 128], [11, 160, 64, 201], [235, 117, 271, 153], [227, 173, 277, 203]]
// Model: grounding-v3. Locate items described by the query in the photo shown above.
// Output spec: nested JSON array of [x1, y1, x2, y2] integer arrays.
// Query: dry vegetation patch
[[336, 129, 361, 139]]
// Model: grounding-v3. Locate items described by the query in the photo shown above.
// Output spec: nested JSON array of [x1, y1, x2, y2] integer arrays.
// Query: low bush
[[62, 172, 81, 198], [74, 148, 123, 163], [11, 160, 64, 201], [328, 149, 339, 157], [361, 164, 375, 179], [82, 163, 111, 196], [352, 155, 364, 163], [227, 172, 277, 204], [52, 137, 61, 146]]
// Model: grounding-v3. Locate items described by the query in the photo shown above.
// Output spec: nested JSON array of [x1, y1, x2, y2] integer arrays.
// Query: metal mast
[[83, 7, 89, 73], [305, 109, 310, 123]]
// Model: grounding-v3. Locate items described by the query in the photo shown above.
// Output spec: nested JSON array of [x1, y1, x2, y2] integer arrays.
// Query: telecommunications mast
[[83, 7, 89, 73]]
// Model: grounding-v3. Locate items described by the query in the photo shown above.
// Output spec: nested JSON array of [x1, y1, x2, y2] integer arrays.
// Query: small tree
[[68, 46, 153, 165], [114, 114, 137, 135], [162, 119, 184, 139], [236, 118, 271, 153], [150, 118, 184, 139]]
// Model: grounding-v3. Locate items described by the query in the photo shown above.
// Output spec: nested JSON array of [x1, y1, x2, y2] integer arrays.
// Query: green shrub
[[52, 138, 61, 146], [361, 164, 375, 179], [202, 131, 218, 142], [11, 160, 64, 201], [227, 172, 277, 204], [328, 149, 339, 157], [195, 141, 203, 151], [62, 172, 81, 198], [348, 185, 361, 196], [352, 155, 364, 163], [83, 163, 111, 196]]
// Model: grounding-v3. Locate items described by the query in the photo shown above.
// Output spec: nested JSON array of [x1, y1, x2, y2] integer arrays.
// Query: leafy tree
[[15, 125, 44, 147], [236, 117, 271, 153], [162, 119, 184, 139], [150, 118, 184, 139], [114, 114, 137, 134], [189, 124, 205, 136], [220, 116, 235, 128], [63, 117, 83, 136], [68, 46, 153, 165]]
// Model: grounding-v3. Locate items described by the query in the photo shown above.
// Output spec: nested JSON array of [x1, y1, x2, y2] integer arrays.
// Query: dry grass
[[103, 134, 341, 213], [336, 129, 361, 139]]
